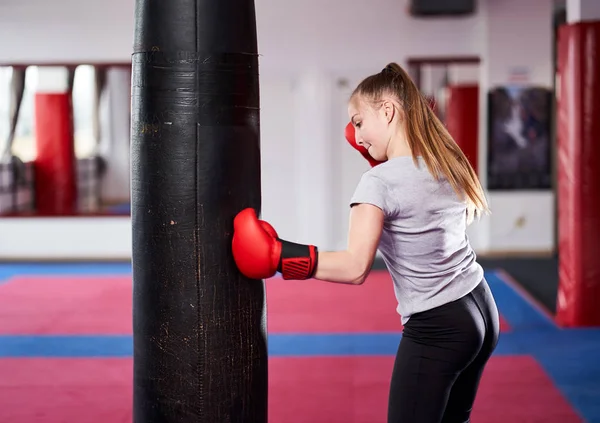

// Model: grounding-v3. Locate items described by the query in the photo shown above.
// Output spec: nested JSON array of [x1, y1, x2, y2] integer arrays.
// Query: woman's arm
[[313, 203, 384, 285]]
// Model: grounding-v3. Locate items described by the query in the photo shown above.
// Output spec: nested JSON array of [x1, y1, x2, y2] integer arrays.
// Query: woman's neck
[[386, 130, 412, 158]]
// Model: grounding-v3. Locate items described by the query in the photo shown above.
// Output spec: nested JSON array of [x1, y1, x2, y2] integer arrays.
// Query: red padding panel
[[445, 84, 479, 175], [556, 21, 600, 327], [34, 93, 77, 215]]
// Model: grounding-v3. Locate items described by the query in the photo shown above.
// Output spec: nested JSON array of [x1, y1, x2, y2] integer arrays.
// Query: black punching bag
[[130, 0, 268, 422]]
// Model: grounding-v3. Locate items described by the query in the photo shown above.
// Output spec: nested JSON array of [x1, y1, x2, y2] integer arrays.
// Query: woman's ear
[[382, 100, 396, 123]]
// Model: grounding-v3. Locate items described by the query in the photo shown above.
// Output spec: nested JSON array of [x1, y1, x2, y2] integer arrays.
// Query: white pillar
[[567, 0, 600, 23], [99, 67, 131, 205], [467, 0, 491, 254], [292, 70, 335, 250]]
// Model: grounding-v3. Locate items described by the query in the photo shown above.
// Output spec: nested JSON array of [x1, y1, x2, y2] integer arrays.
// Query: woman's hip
[[402, 279, 499, 352]]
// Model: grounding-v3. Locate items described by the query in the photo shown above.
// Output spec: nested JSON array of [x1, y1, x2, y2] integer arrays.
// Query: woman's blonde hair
[[351, 62, 489, 222]]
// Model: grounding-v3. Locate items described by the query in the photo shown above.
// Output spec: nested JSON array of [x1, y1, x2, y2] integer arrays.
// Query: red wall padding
[[445, 84, 479, 175], [556, 21, 600, 327], [34, 93, 77, 215]]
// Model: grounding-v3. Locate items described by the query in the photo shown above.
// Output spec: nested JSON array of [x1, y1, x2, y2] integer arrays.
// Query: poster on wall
[[487, 85, 553, 190]]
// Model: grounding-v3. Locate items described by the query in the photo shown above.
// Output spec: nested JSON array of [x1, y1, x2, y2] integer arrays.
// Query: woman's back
[[350, 156, 484, 324]]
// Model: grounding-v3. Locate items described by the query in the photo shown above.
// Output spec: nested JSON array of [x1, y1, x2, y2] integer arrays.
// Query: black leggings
[[388, 279, 500, 423]]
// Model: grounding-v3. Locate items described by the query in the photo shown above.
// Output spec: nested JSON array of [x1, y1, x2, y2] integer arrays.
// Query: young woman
[[232, 62, 500, 423]]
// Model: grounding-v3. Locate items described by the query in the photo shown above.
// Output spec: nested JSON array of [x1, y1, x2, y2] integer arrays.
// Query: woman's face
[[347, 97, 391, 161]]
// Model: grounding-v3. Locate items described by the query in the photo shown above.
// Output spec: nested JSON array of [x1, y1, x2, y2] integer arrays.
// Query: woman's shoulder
[[368, 156, 432, 185]]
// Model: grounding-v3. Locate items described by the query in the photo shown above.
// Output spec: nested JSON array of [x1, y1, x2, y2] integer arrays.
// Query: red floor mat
[[0, 273, 510, 335], [0, 358, 132, 423], [0, 356, 580, 422], [266, 273, 511, 333], [268, 355, 582, 423], [266, 273, 400, 332], [0, 276, 132, 334]]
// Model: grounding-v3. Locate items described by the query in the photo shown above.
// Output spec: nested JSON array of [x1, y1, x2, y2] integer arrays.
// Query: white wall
[[0, 0, 557, 260], [256, 0, 482, 74], [0, 0, 482, 72], [0, 217, 131, 260], [472, 0, 555, 254], [259, 76, 298, 241], [0, 0, 135, 65]]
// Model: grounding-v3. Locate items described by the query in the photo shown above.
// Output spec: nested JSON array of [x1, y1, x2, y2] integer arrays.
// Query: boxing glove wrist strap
[[277, 239, 318, 280]]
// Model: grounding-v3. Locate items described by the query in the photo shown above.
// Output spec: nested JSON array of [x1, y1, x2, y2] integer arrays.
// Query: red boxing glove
[[345, 122, 384, 167], [232, 208, 318, 280]]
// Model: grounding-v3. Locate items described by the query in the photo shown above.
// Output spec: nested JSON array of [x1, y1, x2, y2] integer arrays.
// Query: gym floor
[[0, 261, 598, 422]]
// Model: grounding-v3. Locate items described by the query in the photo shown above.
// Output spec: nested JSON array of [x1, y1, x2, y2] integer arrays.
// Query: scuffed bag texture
[[556, 21, 600, 327], [130, 0, 268, 422]]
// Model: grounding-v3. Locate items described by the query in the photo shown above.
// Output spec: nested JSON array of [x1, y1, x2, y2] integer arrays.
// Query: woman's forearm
[[313, 250, 372, 285]]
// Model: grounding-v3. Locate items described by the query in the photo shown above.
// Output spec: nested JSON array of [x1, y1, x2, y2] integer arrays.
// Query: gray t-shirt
[[350, 156, 483, 325]]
